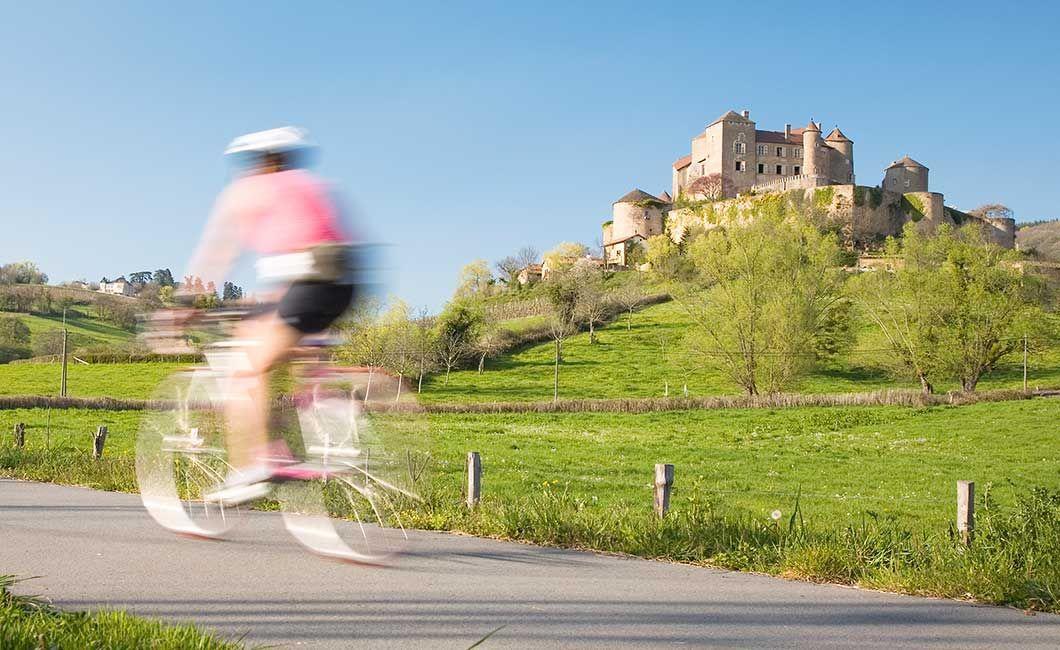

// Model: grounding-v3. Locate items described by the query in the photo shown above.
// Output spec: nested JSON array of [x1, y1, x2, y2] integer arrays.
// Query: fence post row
[[13, 423, 26, 448], [957, 480, 974, 546], [93, 425, 108, 459], [654, 463, 674, 518], [466, 451, 481, 508]]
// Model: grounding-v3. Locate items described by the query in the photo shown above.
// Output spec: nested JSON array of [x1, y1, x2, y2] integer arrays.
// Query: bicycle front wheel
[[136, 370, 243, 538]]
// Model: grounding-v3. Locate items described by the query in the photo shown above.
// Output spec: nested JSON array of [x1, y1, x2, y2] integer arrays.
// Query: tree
[[434, 299, 482, 384], [968, 204, 1014, 221], [153, 268, 175, 287], [856, 223, 1046, 393], [222, 282, 244, 302], [645, 234, 693, 282], [32, 329, 65, 357], [495, 255, 522, 287], [0, 315, 31, 347], [128, 271, 153, 286], [543, 265, 583, 400], [454, 260, 493, 298], [0, 261, 48, 285], [543, 242, 589, 275], [624, 240, 647, 268], [410, 308, 438, 393], [515, 246, 539, 270], [687, 173, 733, 201], [612, 275, 648, 331], [379, 300, 418, 401], [336, 297, 389, 399], [473, 322, 506, 373], [674, 213, 848, 395], [571, 261, 606, 343]]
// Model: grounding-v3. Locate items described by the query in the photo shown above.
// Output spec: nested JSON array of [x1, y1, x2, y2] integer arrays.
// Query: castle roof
[[825, 127, 851, 142], [886, 155, 927, 170], [755, 130, 802, 145], [804, 120, 821, 132], [604, 233, 647, 247], [673, 154, 691, 170], [614, 188, 667, 205], [708, 110, 753, 127], [657, 191, 672, 202]]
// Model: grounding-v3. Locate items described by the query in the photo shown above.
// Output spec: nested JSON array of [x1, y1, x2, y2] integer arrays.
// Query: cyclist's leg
[[225, 312, 302, 470]]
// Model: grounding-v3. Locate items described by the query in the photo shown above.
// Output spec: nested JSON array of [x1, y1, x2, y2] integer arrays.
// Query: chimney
[[741, 109, 750, 119], [784, 123, 791, 138]]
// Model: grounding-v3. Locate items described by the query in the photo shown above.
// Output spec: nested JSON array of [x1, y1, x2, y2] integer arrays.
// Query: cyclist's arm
[[181, 185, 246, 299]]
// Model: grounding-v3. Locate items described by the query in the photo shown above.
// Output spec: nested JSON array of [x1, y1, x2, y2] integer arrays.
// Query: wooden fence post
[[654, 463, 674, 518], [93, 426, 108, 459], [957, 480, 974, 546], [466, 452, 481, 508], [13, 423, 25, 448]]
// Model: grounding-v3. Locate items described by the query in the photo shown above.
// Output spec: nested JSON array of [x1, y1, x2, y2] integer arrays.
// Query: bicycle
[[135, 309, 424, 563]]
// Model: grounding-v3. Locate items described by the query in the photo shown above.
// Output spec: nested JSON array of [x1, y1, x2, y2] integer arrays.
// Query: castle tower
[[883, 156, 929, 193], [802, 120, 822, 180], [825, 127, 853, 183]]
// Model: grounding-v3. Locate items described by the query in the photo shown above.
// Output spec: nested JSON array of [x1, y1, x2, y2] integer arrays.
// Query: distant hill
[[1017, 220, 1060, 261]]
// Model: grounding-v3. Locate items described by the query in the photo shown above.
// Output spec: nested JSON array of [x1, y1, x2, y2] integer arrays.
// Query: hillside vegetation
[[1018, 219, 1060, 261]]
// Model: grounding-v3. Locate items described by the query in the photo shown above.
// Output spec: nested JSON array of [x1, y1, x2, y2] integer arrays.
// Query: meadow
[[421, 301, 1060, 403], [0, 309, 135, 349]]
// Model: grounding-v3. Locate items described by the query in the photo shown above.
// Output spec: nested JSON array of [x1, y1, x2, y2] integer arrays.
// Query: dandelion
[[771, 510, 782, 520]]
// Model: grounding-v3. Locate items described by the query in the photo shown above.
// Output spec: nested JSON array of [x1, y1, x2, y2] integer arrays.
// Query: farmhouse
[[98, 276, 135, 296]]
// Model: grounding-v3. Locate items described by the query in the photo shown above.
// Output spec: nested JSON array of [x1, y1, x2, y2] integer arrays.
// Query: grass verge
[[0, 575, 243, 649]]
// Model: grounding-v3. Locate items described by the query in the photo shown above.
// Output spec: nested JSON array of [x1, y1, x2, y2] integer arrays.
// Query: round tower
[[825, 127, 853, 183], [802, 120, 821, 179]]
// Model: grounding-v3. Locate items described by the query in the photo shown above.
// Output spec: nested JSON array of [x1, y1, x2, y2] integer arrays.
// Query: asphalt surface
[[2, 479, 1058, 649]]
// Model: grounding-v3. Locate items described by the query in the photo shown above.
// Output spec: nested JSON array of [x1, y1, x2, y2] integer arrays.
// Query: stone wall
[[665, 185, 1012, 250]]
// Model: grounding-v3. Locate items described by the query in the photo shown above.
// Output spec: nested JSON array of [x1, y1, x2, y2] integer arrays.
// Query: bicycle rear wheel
[[276, 371, 420, 563], [136, 370, 243, 538]]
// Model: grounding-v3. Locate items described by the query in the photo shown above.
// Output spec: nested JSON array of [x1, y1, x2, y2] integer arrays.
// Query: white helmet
[[224, 126, 313, 155]]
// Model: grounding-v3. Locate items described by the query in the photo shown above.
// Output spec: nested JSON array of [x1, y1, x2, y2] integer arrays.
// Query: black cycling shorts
[[277, 281, 355, 334]]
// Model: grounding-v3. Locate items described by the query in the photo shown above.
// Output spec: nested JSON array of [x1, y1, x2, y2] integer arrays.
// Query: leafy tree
[[645, 234, 693, 282], [336, 297, 389, 399], [856, 223, 1047, 393], [410, 308, 438, 393], [473, 321, 506, 373], [0, 261, 48, 285], [543, 265, 585, 400], [434, 299, 482, 384], [153, 268, 175, 287], [673, 213, 848, 395], [624, 240, 647, 268], [222, 282, 244, 302], [128, 271, 153, 286], [543, 242, 589, 275], [0, 315, 31, 347], [454, 260, 493, 298]]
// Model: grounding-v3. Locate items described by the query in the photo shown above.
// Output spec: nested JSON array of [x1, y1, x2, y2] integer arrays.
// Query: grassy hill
[[2, 311, 136, 350], [422, 300, 1060, 403], [1017, 219, 1060, 261]]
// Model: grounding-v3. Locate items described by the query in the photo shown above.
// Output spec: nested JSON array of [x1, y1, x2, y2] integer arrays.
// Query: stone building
[[671, 110, 854, 199], [883, 156, 929, 193], [602, 189, 670, 266]]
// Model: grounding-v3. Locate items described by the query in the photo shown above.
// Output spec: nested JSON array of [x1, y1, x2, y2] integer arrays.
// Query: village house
[[98, 276, 136, 296]]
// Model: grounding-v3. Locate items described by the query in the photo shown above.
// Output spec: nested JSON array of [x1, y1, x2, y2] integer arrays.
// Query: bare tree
[[515, 246, 539, 269], [495, 255, 522, 287], [687, 173, 734, 201], [474, 323, 506, 373], [968, 203, 1014, 220], [411, 307, 437, 393], [544, 266, 582, 401], [612, 276, 648, 330], [571, 261, 606, 344]]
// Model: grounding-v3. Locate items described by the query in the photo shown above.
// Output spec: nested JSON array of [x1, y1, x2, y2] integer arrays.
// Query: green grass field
[[422, 301, 1060, 403], [1, 310, 135, 350], [0, 362, 182, 399], [3, 399, 1057, 526]]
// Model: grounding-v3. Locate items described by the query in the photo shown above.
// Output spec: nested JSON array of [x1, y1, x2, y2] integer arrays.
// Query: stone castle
[[601, 108, 1016, 267]]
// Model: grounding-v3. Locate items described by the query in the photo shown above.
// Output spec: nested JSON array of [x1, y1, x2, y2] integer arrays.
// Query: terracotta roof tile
[[673, 154, 691, 170]]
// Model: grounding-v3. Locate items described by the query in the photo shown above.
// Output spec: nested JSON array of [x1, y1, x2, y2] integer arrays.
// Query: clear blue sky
[[2, 1, 1058, 311]]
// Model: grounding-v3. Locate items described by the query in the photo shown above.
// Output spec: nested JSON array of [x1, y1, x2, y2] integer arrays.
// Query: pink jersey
[[227, 169, 347, 255]]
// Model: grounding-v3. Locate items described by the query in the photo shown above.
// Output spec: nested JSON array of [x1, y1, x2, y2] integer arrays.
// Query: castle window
[[733, 142, 746, 154], [757, 163, 765, 174], [735, 160, 746, 172], [776, 164, 783, 175], [794, 147, 802, 158], [904, 180, 910, 188], [756, 144, 766, 156], [776, 146, 784, 157], [794, 165, 801, 175]]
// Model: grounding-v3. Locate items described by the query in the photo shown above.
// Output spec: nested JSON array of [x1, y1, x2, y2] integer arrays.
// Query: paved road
[[2, 479, 1058, 649]]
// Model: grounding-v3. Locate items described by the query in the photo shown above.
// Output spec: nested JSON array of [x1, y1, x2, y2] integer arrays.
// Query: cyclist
[[175, 126, 356, 505]]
